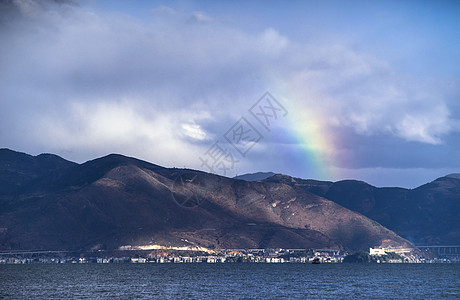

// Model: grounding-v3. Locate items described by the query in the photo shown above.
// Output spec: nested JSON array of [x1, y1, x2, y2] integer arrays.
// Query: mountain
[[0, 149, 76, 195], [0, 149, 413, 252], [234, 172, 276, 181], [283, 175, 460, 245]]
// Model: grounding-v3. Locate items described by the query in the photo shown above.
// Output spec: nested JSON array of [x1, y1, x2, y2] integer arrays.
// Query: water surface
[[1, 264, 459, 299]]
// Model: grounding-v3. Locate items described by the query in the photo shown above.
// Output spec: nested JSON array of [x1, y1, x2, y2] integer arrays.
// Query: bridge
[[416, 245, 460, 258], [0, 250, 72, 256]]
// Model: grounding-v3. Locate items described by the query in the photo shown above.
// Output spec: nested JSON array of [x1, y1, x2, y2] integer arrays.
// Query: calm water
[[1, 264, 459, 299]]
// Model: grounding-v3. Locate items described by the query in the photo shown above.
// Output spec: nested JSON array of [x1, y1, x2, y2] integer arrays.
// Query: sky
[[1, 0, 460, 188]]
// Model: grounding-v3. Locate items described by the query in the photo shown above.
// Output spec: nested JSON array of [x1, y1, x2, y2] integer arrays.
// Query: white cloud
[[0, 0, 458, 176], [30, 99, 210, 166], [392, 105, 452, 144], [278, 44, 459, 145], [181, 123, 208, 141]]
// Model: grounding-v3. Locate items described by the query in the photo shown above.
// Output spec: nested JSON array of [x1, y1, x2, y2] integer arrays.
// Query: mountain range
[[0, 148, 458, 252], [290, 175, 460, 246]]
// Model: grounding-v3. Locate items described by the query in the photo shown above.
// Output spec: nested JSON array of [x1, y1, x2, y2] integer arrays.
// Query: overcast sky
[[1, 0, 460, 188]]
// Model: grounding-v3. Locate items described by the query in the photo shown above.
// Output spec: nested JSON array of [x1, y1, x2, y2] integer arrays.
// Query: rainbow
[[273, 88, 341, 182]]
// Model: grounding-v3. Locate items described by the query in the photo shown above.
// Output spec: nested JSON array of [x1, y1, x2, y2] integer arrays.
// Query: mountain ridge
[[291, 175, 460, 245], [1, 149, 455, 251], [234, 172, 276, 182]]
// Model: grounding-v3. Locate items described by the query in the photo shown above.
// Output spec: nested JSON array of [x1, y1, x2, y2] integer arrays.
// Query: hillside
[[0, 149, 412, 251], [278, 175, 460, 245]]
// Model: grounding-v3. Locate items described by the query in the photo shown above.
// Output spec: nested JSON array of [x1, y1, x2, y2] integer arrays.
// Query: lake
[[1, 263, 459, 299]]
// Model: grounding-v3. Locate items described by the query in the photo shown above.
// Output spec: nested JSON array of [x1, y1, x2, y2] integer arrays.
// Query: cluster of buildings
[[1, 245, 458, 264], [368, 247, 460, 263], [0, 248, 347, 264]]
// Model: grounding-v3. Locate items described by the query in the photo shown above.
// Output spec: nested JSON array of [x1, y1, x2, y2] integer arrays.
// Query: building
[[369, 248, 386, 256]]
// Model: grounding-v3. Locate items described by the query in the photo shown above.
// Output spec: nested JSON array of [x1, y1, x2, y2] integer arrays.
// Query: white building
[[369, 248, 386, 256]]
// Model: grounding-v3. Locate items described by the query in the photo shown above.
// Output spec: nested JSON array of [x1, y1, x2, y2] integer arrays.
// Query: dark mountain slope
[[409, 175, 460, 245], [0, 149, 413, 251], [0, 148, 76, 195], [286, 175, 460, 245]]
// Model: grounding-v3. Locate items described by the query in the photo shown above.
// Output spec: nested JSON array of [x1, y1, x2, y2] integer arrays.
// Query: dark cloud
[[0, 2, 459, 188]]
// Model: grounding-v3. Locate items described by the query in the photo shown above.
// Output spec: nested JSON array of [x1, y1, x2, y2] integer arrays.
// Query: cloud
[[0, 0, 458, 182], [181, 123, 209, 141], [278, 44, 459, 145], [30, 99, 211, 166], [393, 105, 452, 144]]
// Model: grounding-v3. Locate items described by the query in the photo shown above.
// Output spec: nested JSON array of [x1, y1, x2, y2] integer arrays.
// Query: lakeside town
[[1, 245, 458, 264]]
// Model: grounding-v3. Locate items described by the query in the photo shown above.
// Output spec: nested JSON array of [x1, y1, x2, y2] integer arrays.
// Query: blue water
[[1, 264, 459, 299]]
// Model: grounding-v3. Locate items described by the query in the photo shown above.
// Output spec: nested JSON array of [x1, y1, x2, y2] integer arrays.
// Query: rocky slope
[[0, 149, 413, 251], [279, 175, 460, 245]]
